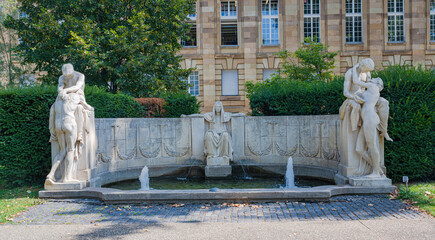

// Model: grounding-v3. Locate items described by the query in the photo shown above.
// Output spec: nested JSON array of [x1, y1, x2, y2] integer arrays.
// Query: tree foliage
[[276, 38, 338, 82], [0, 0, 31, 87], [4, 0, 196, 97]]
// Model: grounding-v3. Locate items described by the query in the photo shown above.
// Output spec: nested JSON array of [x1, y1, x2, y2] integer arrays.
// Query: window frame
[[221, 70, 239, 96], [185, 71, 199, 96], [261, 0, 279, 46], [345, 0, 363, 44], [221, 1, 238, 46], [303, 0, 321, 42], [430, 0, 435, 42], [182, 3, 197, 47], [387, 0, 405, 43]]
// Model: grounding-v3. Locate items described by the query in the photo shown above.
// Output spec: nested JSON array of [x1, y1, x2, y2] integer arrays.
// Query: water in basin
[[103, 177, 332, 190]]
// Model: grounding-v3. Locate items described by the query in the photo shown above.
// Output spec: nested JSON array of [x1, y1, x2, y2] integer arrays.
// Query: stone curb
[[39, 185, 396, 204]]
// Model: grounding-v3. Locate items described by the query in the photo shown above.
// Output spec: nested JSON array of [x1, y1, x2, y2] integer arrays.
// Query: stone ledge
[[349, 176, 393, 187], [44, 180, 87, 190], [39, 185, 396, 204]]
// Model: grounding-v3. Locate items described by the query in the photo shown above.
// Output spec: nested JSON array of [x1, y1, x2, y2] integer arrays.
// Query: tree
[[4, 0, 196, 97], [276, 38, 338, 82], [0, 0, 30, 87]]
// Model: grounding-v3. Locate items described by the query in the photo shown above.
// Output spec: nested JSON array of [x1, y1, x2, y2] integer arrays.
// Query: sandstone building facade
[[179, 0, 435, 112]]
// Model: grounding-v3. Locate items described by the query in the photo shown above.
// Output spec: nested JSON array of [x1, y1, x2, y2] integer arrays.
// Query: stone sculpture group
[[338, 58, 393, 186], [45, 64, 95, 189], [45, 59, 394, 189]]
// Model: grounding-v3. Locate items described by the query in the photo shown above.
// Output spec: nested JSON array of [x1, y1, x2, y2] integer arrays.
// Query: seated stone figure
[[204, 101, 233, 162]]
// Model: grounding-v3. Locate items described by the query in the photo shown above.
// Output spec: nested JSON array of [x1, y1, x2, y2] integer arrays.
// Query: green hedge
[[0, 85, 144, 187], [158, 92, 200, 118], [246, 65, 435, 182]]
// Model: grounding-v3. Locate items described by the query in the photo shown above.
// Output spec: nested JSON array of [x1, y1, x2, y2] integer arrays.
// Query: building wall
[[180, 0, 435, 113]]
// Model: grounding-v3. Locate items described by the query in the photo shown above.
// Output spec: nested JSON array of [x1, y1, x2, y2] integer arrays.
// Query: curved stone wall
[[89, 115, 340, 187]]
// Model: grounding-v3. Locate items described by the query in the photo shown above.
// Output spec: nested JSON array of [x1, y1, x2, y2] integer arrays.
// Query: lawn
[[397, 182, 435, 216], [0, 185, 44, 224]]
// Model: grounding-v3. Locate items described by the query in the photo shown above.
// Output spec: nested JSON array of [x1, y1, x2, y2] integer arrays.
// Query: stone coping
[[39, 185, 396, 204]]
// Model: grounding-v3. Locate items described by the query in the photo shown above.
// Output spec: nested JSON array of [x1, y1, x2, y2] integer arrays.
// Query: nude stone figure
[[46, 64, 93, 184], [352, 77, 393, 178]]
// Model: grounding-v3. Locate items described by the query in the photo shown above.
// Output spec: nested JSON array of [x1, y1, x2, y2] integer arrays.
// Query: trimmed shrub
[[246, 65, 434, 182], [0, 85, 144, 187], [158, 92, 201, 118], [246, 76, 345, 116]]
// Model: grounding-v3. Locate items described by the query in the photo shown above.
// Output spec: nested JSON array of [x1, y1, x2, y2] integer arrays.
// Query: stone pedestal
[[349, 176, 392, 187], [44, 179, 86, 190], [206, 157, 230, 166], [205, 165, 232, 178]]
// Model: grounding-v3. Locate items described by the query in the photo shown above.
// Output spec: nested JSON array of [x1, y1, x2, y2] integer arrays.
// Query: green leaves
[[5, 0, 196, 96], [277, 38, 338, 82]]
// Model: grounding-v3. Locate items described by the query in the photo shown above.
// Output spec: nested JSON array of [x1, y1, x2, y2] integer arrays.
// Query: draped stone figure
[[337, 58, 393, 186], [46, 64, 94, 186], [204, 101, 233, 162]]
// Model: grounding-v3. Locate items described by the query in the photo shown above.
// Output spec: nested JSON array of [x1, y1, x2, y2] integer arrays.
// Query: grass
[[0, 185, 44, 224], [397, 182, 435, 216]]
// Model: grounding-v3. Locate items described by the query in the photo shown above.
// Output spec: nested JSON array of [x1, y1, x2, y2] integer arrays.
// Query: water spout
[[285, 157, 296, 188], [139, 166, 150, 190]]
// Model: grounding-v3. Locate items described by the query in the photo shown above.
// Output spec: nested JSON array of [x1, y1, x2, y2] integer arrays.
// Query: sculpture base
[[349, 176, 392, 188], [44, 179, 87, 190], [205, 165, 232, 178], [206, 156, 230, 166]]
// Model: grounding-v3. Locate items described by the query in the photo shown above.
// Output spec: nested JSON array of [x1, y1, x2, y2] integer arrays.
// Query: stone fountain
[[40, 60, 395, 202]]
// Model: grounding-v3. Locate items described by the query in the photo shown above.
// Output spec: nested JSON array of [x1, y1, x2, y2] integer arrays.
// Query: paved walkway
[[10, 195, 431, 225]]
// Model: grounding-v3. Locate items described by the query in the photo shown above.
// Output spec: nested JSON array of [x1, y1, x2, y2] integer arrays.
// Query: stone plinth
[[44, 179, 86, 190], [349, 176, 392, 188], [205, 165, 232, 178], [206, 157, 230, 166]]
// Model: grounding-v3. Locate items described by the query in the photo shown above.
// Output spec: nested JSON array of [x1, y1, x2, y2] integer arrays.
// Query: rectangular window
[[182, 5, 197, 47], [221, 1, 238, 46], [345, 0, 362, 43], [222, 70, 238, 96], [304, 0, 320, 42], [263, 69, 278, 81], [262, 0, 279, 45], [431, 0, 435, 41], [182, 24, 197, 47], [185, 71, 199, 96], [387, 0, 404, 42]]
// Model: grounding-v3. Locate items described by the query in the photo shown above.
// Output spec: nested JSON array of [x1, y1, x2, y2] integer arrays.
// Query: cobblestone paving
[[10, 195, 430, 225]]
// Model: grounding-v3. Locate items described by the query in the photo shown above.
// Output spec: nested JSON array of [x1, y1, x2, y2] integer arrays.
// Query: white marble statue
[[339, 58, 392, 179], [46, 64, 94, 184]]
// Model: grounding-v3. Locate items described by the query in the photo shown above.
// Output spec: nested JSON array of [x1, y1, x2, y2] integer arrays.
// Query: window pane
[[345, 0, 352, 14], [186, 71, 199, 96], [271, 0, 278, 16], [431, 0, 435, 12], [388, 0, 395, 13], [262, 0, 270, 16], [182, 25, 197, 47], [222, 70, 238, 96], [431, 15, 435, 41], [221, 2, 229, 17], [221, 23, 238, 45], [354, 0, 362, 13], [304, 0, 311, 15], [312, 0, 320, 15], [263, 69, 278, 81], [396, 0, 403, 12], [229, 1, 237, 17]]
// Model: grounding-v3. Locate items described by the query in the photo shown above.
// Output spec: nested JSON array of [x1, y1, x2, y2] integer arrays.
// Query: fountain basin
[[39, 185, 395, 204]]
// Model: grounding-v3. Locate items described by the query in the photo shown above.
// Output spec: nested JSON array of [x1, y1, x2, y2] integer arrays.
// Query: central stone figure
[[204, 101, 233, 163]]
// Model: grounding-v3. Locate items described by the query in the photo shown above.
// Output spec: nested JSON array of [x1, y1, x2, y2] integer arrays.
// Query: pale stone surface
[[91, 114, 341, 186], [45, 64, 96, 190], [349, 176, 392, 188], [205, 166, 232, 178], [337, 59, 393, 187]]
